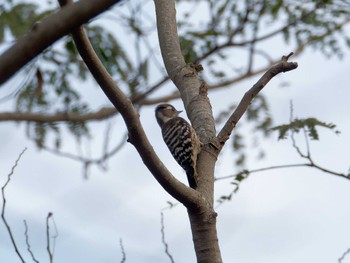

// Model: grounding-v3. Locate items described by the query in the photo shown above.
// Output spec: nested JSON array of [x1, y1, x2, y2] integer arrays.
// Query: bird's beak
[[177, 110, 183, 114]]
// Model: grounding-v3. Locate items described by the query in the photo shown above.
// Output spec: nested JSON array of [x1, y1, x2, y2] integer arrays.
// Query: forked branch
[[58, 0, 202, 209]]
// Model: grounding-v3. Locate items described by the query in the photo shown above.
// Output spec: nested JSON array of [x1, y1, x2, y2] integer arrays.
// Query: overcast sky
[[1, 1, 350, 263]]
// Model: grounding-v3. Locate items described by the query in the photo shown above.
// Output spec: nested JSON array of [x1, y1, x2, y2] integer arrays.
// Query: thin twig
[[287, 103, 347, 179], [303, 128, 311, 158], [289, 101, 308, 159], [1, 148, 27, 263], [246, 2, 264, 74], [119, 238, 126, 263], [102, 121, 113, 166], [160, 212, 175, 263], [339, 247, 350, 263], [216, 159, 349, 182], [46, 212, 54, 263], [42, 132, 128, 178], [51, 215, 59, 258], [215, 163, 312, 181], [24, 220, 40, 263]]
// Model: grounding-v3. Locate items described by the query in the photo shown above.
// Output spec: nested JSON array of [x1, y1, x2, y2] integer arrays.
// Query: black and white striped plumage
[[155, 104, 201, 188]]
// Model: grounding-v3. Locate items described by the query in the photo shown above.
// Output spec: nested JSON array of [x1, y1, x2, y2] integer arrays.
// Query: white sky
[[1, 1, 350, 263]]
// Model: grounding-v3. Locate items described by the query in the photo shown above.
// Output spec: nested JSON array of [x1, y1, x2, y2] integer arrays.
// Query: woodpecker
[[155, 104, 201, 188]]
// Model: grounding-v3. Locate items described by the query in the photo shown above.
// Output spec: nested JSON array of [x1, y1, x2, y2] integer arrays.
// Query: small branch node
[[199, 81, 208, 96], [193, 63, 204, 73], [206, 210, 218, 223], [282, 52, 294, 62]]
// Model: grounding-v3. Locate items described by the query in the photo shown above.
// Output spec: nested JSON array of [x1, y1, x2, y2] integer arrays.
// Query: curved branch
[[0, 0, 122, 85], [217, 53, 298, 150], [58, 0, 202, 209]]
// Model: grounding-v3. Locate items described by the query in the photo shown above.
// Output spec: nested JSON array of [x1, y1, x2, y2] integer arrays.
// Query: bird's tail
[[186, 167, 197, 189]]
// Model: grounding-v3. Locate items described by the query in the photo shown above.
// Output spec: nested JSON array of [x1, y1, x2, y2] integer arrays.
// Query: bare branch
[[286, 102, 348, 179], [215, 163, 312, 181], [160, 212, 175, 263], [51, 216, 59, 258], [42, 132, 128, 179], [0, 107, 118, 123], [246, 2, 264, 74], [1, 148, 27, 263], [57, 0, 202, 209], [0, 0, 123, 85], [215, 159, 349, 183], [339, 247, 350, 263], [216, 53, 298, 150], [119, 238, 126, 263], [24, 220, 40, 263], [46, 212, 57, 263]]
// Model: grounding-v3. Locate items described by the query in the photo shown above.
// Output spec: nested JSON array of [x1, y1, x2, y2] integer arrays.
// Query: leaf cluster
[[177, 0, 350, 79], [1, 0, 349, 151], [271, 117, 339, 140], [0, 2, 54, 41]]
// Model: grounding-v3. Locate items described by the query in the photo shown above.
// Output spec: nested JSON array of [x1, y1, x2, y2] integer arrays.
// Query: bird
[[155, 103, 201, 188]]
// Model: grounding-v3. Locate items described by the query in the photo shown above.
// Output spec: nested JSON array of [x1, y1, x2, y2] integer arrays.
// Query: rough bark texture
[[188, 209, 221, 263], [189, 150, 221, 263], [154, 2, 299, 262], [154, 1, 222, 262]]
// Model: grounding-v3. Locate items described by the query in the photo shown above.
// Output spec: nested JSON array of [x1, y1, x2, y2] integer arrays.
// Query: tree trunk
[[188, 148, 223, 262], [188, 209, 222, 263]]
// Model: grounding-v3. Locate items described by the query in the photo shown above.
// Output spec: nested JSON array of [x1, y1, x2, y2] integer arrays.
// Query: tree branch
[[217, 53, 298, 150], [57, 0, 202, 209], [0, 107, 118, 123], [339, 247, 350, 263], [119, 238, 126, 263], [46, 212, 54, 263], [24, 220, 40, 263], [0, 0, 123, 85], [42, 131, 128, 179], [1, 148, 27, 263], [154, 0, 217, 139], [215, 163, 312, 181], [160, 211, 175, 263]]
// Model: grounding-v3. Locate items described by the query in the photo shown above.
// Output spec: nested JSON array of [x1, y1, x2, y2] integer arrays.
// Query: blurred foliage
[[0, 0, 349, 157], [271, 117, 339, 140], [215, 94, 272, 168]]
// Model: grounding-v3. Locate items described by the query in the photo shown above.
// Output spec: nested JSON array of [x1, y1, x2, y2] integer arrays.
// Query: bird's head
[[155, 104, 182, 127]]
